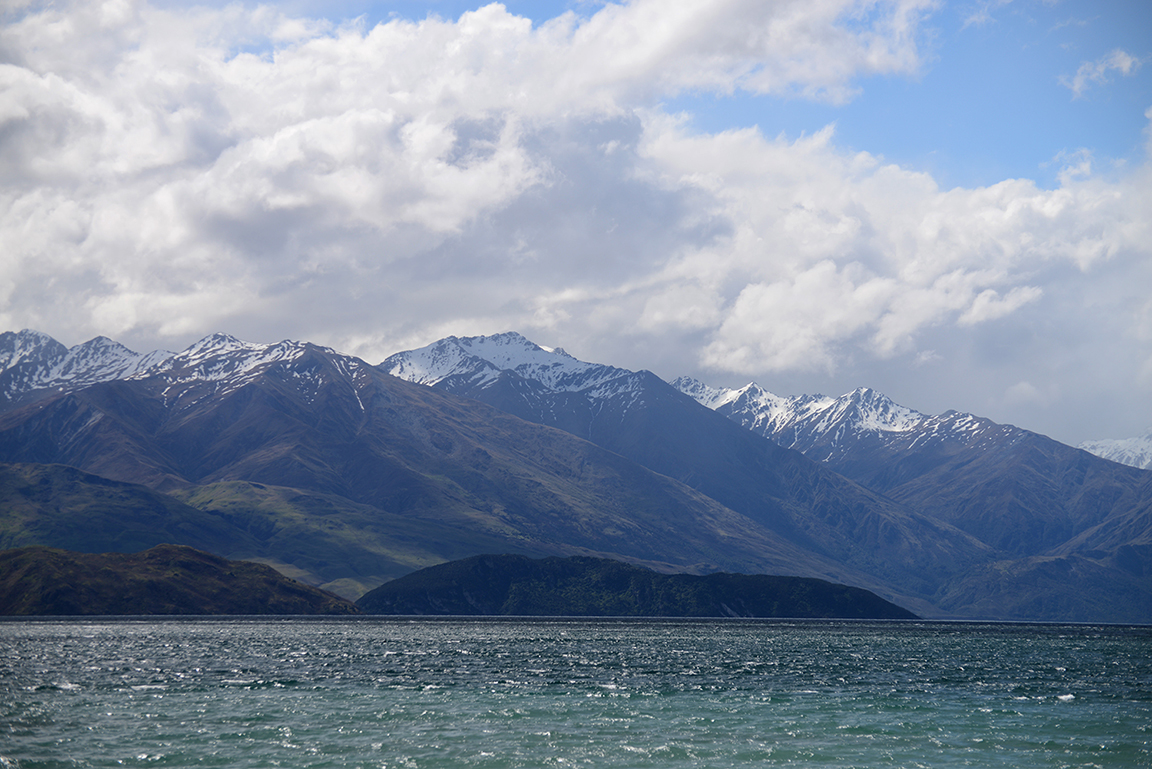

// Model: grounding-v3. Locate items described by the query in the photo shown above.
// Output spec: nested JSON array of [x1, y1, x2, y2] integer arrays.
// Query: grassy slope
[[0, 462, 258, 556]]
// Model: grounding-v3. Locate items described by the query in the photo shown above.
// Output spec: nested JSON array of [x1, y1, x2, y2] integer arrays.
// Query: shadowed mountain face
[[674, 380, 1152, 560], [671, 377, 1152, 618]]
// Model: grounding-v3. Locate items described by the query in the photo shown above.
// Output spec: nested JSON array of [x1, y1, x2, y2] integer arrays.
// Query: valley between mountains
[[1, 329, 1149, 622]]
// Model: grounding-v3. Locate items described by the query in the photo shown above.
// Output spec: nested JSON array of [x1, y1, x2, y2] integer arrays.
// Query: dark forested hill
[[356, 554, 918, 619]]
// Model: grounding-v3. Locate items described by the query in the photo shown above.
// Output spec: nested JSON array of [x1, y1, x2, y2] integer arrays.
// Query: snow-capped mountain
[[672, 371, 1152, 578], [671, 377, 1019, 465], [0, 329, 172, 411], [382, 331, 635, 394], [0, 329, 385, 425], [1, 326, 1150, 621], [381, 331, 668, 426], [1079, 431, 1152, 470]]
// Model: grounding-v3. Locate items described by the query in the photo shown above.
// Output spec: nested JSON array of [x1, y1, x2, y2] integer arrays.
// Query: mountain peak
[[11, 328, 58, 344], [382, 331, 630, 393], [0, 329, 67, 367], [836, 387, 923, 432], [180, 332, 262, 358], [0, 329, 172, 408], [674, 378, 934, 457]]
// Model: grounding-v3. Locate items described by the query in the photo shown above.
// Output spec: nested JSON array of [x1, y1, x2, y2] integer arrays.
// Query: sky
[[1, 0, 1150, 446]]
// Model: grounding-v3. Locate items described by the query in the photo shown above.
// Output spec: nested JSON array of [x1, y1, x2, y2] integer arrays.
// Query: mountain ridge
[[383, 333, 998, 604], [0, 329, 172, 413]]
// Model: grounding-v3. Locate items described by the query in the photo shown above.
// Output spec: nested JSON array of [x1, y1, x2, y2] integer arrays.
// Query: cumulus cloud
[[0, 0, 1150, 443], [0, 0, 935, 338], [629, 117, 1149, 376]]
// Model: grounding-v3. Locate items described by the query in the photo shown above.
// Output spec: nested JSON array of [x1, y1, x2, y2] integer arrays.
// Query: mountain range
[[1, 328, 1149, 622]]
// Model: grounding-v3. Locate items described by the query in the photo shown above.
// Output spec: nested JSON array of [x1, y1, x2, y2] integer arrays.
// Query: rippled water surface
[[1, 618, 1149, 767]]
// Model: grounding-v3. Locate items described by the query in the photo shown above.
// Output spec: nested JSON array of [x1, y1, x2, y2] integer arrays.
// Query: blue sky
[[2, 0, 1151, 445]]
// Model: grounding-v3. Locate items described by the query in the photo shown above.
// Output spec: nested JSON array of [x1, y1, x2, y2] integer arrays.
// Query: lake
[[1, 618, 1149, 767]]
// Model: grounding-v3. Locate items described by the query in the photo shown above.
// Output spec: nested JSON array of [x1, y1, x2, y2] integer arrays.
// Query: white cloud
[[1004, 380, 1056, 407], [957, 286, 1042, 326], [629, 117, 1149, 376], [961, 0, 1012, 30], [1062, 48, 1143, 98], [0, 0, 936, 341]]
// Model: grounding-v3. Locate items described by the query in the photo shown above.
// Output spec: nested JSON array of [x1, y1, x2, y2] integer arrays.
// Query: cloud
[[1061, 48, 1143, 98], [1004, 380, 1057, 407], [0, 0, 936, 338], [960, 0, 1012, 30], [632, 117, 1149, 376]]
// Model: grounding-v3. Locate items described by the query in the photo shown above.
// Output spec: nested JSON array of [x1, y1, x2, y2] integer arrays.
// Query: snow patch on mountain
[[141, 333, 375, 413], [671, 375, 1021, 461], [146, 335, 310, 383], [383, 336, 503, 387], [673, 378, 924, 436], [1079, 431, 1152, 470]]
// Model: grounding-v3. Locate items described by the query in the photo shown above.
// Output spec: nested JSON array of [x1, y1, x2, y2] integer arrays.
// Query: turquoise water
[[1, 618, 1149, 768]]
